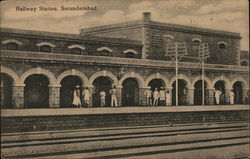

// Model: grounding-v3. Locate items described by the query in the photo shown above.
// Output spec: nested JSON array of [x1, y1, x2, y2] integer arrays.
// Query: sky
[[0, 0, 249, 50]]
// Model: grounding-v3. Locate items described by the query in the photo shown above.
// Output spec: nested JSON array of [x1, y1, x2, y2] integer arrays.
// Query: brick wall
[[1, 110, 248, 133]]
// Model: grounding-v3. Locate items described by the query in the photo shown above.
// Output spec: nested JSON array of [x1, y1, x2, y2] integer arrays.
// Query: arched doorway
[[214, 80, 226, 104], [194, 80, 208, 105], [93, 77, 112, 107], [60, 76, 83, 108], [1, 73, 13, 109], [172, 79, 187, 106], [233, 82, 243, 104], [122, 78, 139, 106], [24, 74, 49, 108], [148, 79, 165, 92]]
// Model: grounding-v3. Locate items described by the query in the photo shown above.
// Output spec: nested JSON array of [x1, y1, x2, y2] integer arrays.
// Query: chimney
[[143, 12, 151, 22]]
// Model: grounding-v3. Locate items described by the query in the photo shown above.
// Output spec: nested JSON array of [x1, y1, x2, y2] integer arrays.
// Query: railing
[[0, 50, 248, 72]]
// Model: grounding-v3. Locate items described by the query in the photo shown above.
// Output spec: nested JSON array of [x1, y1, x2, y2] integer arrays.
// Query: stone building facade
[[0, 13, 249, 109]]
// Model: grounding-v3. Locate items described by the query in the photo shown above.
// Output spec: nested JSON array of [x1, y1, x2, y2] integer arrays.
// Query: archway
[[148, 79, 165, 91], [60, 76, 83, 108], [1, 73, 13, 109], [233, 82, 243, 104], [172, 79, 187, 106], [122, 78, 139, 106], [194, 80, 208, 105], [214, 80, 226, 105], [24, 74, 49, 108], [93, 76, 112, 107]]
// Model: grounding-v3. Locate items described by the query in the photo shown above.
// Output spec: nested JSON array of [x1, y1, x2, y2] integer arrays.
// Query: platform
[[1, 105, 249, 117]]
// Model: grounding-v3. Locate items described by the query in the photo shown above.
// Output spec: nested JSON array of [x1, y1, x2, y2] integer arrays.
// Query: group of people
[[72, 85, 118, 108], [144, 87, 171, 106], [214, 89, 235, 105]]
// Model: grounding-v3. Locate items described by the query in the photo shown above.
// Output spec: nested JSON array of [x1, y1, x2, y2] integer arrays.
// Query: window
[[5, 42, 18, 50], [241, 61, 248, 66], [40, 45, 52, 52], [71, 48, 82, 54], [100, 50, 111, 56], [219, 43, 226, 49], [125, 52, 135, 58]]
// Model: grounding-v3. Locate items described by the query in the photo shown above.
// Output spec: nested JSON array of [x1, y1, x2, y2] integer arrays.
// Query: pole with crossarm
[[165, 41, 188, 106]]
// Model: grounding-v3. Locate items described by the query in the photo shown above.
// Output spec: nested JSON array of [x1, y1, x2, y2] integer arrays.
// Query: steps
[[1, 122, 249, 159]]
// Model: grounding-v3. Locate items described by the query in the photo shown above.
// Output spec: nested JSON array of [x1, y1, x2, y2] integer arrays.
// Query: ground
[[1, 121, 249, 159]]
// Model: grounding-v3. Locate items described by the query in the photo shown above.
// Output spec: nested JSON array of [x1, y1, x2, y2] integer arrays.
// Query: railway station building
[[0, 12, 249, 109]]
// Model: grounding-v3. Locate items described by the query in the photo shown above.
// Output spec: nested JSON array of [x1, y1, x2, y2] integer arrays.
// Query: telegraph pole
[[175, 42, 178, 106]]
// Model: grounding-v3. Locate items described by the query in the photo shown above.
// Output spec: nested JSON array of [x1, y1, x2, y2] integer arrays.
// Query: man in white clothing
[[165, 90, 171, 106], [144, 87, 152, 106], [72, 85, 81, 108], [229, 90, 235, 105], [214, 89, 222, 105], [110, 86, 118, 107], [82, 87, 90, 107], [153, 88, 159, 106], [159, 87, 165, 106], [100, 90, 106, 107]]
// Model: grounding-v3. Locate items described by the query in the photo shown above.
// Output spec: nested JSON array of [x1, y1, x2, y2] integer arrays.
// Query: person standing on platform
[[144, 87, 152, 106], [73, 85, 81, 108], [153, 88, 159, 106], [229, 90, 235, 105], [100, 90, 106, 107], [159, 87, 166, 106], [214, 89, 222, 105], [165, 90, 171, 106], [82, 87, 90, 107], [110, 86, 118, 107]]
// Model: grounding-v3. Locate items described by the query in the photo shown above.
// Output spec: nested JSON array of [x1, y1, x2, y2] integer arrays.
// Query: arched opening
[[0, 73, 13, 109], [99, 50, 111, 56], [70, 48, 82, 54], [122, 78, 139, 106], [233, 82, 243, 104], [125, 52, 135, 58], [219, 43, 226, 49], [240, 61, 248, 66], [93, 76, 112, 107], [60, 76, 83, 108], [194, 80, 208, 105], [24, 74, 49, 108], [40, 45, 52, 53], [172, 79, 187, 106], [214, 80, 226, 104], [5, 42, 18, 50], [148, 79, 165, 92]]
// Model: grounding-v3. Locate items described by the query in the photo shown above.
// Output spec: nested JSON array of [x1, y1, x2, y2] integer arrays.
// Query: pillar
[[206, 89, 215, 105], [165, 87, 173, 106], [1, 82, 4, 107], [139, 87, 148, 106], [242, 89, 249, 104], [49, 85, 60, 108], [225, 88, 232, 104], [12, 84, 25, 109], [186, 88, 194, 105], [88, 86, 94, 107], [116, 85, 122, 106]]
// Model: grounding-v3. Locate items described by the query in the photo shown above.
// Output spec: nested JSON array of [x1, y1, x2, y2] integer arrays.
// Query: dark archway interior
[[93, 76, 112, 107], [148, 79, 165, 91], [122, 78, 139, 106], [194, 80, 208, 105], [172, 79, 187, 106], [60, 75, 82, 108], [233, 82, 243, 104], [214, 80, 226, 104], [24, 74, 49, 108], [0, 73, 13, 109]]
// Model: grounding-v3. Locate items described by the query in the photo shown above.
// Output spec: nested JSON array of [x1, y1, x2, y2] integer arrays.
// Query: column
[[225, 88, 232, 104], [49, 85, 61, 108], [116, 85, 123, 107], [165, 87, 173, 106], [12, 84, 25, 109], [242, 89, 249, 104], [88, 86, 94, 107], [1, 82, 4, 107], [186, 88, 194, 105], [139, 87, 148, 106], [206, 89, 215, 105]]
